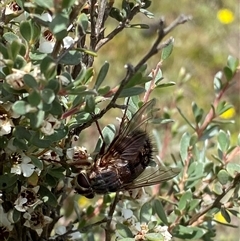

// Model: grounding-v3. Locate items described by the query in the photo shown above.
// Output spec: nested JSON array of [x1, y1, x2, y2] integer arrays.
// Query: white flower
[[38, 29, 55, 53], [0, 101, 20, 118], [5, 64, 34, 90], [67, 146, 88, 160], [23, 209, 52, 236], [0, 114, 14, 136], [11, 154, 35, 177], [38, 13, 74, 53], [14, 186, 42, 212], [154, 225, 172, 241], [41, 114, 61, 135], [63, 36, 74, 48], [5, 70, 25, 90], [4, 2, 25, 22], [51, 225, 81, 240]]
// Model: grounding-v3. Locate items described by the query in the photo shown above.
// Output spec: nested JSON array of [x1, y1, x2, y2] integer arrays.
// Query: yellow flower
[[78, 196, 90, 207], [220, 107, 236, 119], [214, 211, 228, 224], [217, 9, 234, 24]]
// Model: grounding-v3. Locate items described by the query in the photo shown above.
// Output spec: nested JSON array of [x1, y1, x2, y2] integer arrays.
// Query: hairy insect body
[[73, 100, 180, 198], [75, 130, 152, 198]]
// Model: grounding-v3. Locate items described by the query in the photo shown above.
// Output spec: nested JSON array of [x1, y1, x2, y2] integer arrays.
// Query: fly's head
[[72, 171, 95, 199]]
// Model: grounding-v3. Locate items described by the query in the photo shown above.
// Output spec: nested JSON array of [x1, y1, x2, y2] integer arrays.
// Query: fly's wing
[[121, 99, 156, 136], [106, 99, 156, 153], [123, 165, 180, 190]]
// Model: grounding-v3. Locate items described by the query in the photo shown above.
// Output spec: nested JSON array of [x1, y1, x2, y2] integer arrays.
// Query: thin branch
[[105, 192, 120, 241], [95, 0, 107, 37], [188, 173, 240, 226], [71, 14, 191, 135], [95, 4, 141, 51], [163, 14, 192, 35]]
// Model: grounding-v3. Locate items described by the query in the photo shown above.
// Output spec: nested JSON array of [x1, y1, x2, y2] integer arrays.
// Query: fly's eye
[[77, 173, 90, 188]]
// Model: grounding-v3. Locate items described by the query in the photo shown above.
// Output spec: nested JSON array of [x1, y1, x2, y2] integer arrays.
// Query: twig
[[196, 81, 230, 137], [95, 4, 141, 51], [71, 15, 190, 134], [188, 173, 240, 225], [105, 192, 120, 241]]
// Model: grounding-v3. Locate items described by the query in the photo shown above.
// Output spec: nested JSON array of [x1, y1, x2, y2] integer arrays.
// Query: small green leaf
[[161, 38, 174, 60], [28, 91, 41, 106], [140, 202, 152, 223], [46, 126, 68, 141], [12, 209, 21, 223], [39, 185, 58, 207], [84, 95, 95, 113], [30, 156, 43, 170], [62, 0, 75, 8], [216, 102, 233, 116], [220, 208, 231, 223], [30, 132, 52, 148], [20, 21, 32, 42], [188, 199, 200, 211], [45, 79, 60, 94], [94, 124, 116, 152], [13, 126, 31, 140], [49, 13, 68, 40], [178, 191, 192, 211], [213, 71, 222, 93], [78, 13, 89, 33], [220, 188, 235, 204], [213, 181, 223, 195], [155, 82, 176, 88], [217, 130, 230, 153], [48, 99, 62, 116], [227, 55, 239, 73], [116, 223, 133, 238], [180, 132, 190, 161], [41, 88, 55, 104], [40, 56, 56, 80], [140, 8, 154, 18], [217, 170, 230, 185], [223, 66, 233, 81], [59, 51, 82, 65], [12, 100, 28, 115], [23, 74, 38, 88], [10, 40, 22, 60], [94, 62, 109, 90], [34, 0, 54, 9], [119, 87, 145, 97], [0, 174, 18, 189], [226, 163, 240, 178], [28, 110, 45, 129], [13, 138, 28, 150], [109, 7, 124, 22], [3, 32, 19, 43], [153, 199, 168, 224], [200, 125, 219, 141], [145, 233, 164, 241], [192, 102, 204, 124], [98, 85, 111, 95], [129, 24, 149, 29], [48, 166, 65, 179]]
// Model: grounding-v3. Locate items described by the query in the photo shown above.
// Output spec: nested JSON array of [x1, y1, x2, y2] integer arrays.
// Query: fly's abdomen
[[89, 168, 123, 194]]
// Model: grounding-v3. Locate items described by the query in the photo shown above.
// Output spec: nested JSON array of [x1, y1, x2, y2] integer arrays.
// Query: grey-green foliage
[[0, 1, 239, 241]]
